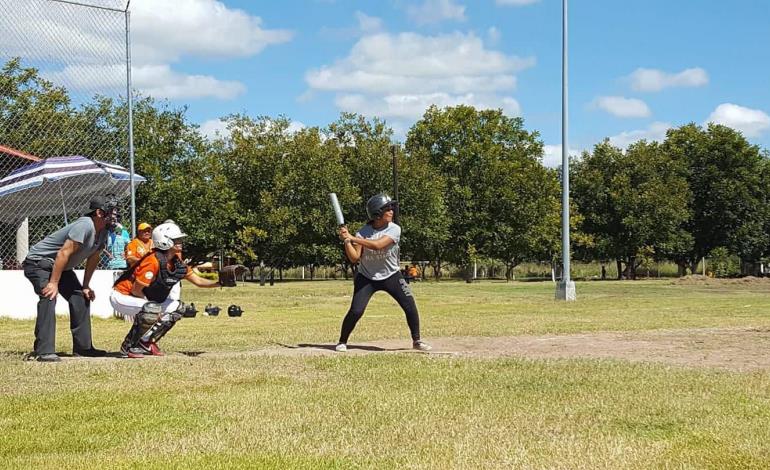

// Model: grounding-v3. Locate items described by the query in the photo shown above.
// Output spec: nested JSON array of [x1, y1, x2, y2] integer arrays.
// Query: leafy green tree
[[663, 123, 769, 272], [405, 105, 547, 277], [573, 140, 691, 279]]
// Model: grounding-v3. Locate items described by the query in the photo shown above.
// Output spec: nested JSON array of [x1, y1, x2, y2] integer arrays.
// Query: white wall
[[0, 270, 118, 320]]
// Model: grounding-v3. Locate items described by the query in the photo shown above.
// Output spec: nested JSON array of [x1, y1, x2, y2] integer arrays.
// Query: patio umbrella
[[0, 155, 146, 224]]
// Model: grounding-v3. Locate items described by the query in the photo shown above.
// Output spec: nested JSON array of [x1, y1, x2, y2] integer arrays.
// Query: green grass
[[1, 280, 769, 469]]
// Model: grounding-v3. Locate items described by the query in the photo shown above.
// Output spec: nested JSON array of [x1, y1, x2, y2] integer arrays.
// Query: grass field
[[1, 280, 770, 469]]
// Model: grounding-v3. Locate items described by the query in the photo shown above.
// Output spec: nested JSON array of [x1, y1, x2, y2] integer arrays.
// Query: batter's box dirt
[[261, 327, 770, 372]]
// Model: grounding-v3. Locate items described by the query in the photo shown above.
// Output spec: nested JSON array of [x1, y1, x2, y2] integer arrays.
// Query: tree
[[663, 123, 769, 272], [572, 139, 691, 279], [405, 105, 547, 277]]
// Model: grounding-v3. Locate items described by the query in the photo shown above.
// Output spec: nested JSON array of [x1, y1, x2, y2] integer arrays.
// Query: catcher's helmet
[[366, 193, 397, 221], [88, 194, 119, 228], [152, 222, 187, 251], [228, 305, 243, 317]]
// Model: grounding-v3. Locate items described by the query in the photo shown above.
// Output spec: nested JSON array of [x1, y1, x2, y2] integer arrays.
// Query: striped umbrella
[[0, 155, 146, 223]]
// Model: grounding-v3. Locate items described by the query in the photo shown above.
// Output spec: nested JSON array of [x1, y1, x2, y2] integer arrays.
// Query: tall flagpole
[[556, 0, 576, 301]]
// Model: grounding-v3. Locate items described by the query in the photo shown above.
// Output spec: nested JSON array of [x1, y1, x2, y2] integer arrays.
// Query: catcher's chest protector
[[143, 252, 188, 302]]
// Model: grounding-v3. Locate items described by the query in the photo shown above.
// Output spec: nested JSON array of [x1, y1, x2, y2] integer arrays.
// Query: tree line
[[2, 59, 769, 279]]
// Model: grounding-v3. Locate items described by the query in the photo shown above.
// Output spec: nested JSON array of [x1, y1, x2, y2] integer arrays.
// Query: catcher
[[109, 221, 239, 358]]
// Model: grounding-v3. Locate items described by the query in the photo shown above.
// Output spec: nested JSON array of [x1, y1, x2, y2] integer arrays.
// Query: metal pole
[[125, 7, 136, 238], [391, 145, 400, 225], [556, 0, 576, 301]]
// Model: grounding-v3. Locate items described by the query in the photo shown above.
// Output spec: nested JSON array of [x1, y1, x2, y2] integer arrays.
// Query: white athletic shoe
[[335, 343, 347, 352], [413, 340, 432, 351]]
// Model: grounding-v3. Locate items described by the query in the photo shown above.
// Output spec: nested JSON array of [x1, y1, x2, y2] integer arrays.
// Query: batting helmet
[[366, 193, 397, 221], [152, 222, 187, 251]]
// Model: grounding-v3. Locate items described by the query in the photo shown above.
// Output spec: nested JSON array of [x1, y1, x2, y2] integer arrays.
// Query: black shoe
[[36, 353, 61, 362], [73, 348, 107, 357]]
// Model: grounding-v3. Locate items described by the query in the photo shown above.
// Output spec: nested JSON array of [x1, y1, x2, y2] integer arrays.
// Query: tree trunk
[[279, 267, 283, 282], [505, 263, 516, 282], [432, 260, 442, 280], [616, 259, 623, 280], [677, 261, 687, 277], [601, 264, 606, 280], [310, 264, 315, 281], [689, 260, 699, 276]]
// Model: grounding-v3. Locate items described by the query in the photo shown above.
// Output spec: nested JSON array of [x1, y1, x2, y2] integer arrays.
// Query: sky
[[5, 0, 769, 167]]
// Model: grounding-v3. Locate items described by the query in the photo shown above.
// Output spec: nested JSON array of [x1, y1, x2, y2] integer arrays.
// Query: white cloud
[[0, 0, 291, 101], [199, 119, 230, 140], [355, 11, 384, 34], [305, 32, 533, 121], [336, 93, 520, 120], [45, 63, 246, 99], [608, 122, 671, 148], [129, 0, 293, 65], [543, 144, 579, 168], [407, 0, 466, 25], [286, 121, 307, 134], [628, 67, 708, 92], [134, 65, 246, 100], [706, 103, 770, 138], [487, 27, 501, 45], [594, 96, 651, 118], [495, 0, 541, 5]]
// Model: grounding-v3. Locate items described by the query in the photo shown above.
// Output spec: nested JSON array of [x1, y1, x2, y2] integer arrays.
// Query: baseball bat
[[329, 193, 345, 226]]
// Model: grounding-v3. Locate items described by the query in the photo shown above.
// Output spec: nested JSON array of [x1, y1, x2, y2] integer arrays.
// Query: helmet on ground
[[152, 222, 187, 251], [366, 193, 397, 221]]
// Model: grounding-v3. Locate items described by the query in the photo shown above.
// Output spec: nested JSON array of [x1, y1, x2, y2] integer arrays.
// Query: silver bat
[[329, 193, 345, 226]]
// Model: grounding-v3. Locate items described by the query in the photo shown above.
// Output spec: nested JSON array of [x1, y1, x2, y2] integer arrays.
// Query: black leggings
[[339, 272, 421, 344]]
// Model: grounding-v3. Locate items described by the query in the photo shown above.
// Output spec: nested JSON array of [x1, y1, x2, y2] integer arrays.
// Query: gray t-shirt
[[27, 216, 108, 270], [356, 222, 401, 281]]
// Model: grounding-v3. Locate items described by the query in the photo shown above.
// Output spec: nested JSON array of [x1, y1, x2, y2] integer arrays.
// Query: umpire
[[22, 195, 116, 362]]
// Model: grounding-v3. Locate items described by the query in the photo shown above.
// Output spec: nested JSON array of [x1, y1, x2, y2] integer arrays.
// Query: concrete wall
[[0, 270, 118, 320]]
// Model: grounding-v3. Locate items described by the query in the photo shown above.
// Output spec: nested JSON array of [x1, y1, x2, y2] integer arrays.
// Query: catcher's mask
[[152, 222, 187, 251], [228, 305, 243, 317], [366, 193, 397, 221], [88, 194, 119, 229]]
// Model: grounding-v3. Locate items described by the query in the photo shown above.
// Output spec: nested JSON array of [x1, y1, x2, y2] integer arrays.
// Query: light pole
[[555, 0, 576, 301]]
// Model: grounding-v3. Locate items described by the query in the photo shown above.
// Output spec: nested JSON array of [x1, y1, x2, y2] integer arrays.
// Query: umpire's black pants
[[22, 258, 93, 355]]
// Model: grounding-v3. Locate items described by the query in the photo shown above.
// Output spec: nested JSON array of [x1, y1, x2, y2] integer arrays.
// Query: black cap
[[88, 195, 118, 214], [88, 196, 108, 213]]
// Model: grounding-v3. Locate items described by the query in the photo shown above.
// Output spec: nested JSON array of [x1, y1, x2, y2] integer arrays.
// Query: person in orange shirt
[[110, 222, 222, 358], [124, 222, 153, 266]]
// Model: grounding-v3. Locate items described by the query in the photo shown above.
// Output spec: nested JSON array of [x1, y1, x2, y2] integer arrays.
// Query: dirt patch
[[255, 327, 770, 372], [673, 275, 770, 286], [50, 328, 770, 372]]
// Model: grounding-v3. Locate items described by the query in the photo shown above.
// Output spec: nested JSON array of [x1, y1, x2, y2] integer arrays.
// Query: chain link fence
[[0, 0, 136, 270]]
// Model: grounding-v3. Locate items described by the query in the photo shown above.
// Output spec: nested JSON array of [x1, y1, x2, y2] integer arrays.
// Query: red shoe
[[140, 341, 164, 356]]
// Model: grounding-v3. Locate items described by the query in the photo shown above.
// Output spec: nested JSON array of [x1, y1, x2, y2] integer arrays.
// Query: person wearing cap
[[21, 195, 117, 362], [125, 222, 153, 267], [335, 193, 431, 352]]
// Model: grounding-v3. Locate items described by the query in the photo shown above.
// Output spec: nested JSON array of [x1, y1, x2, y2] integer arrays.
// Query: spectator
[[125, 222, 152, 266], [104, 223, 130, 270]]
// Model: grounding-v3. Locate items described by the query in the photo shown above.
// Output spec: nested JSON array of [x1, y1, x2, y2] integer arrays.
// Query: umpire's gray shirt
[[356, 222, 401, 281], [27, 216, 108, 270]]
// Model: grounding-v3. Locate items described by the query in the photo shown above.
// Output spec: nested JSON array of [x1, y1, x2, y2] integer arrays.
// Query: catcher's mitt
[[218, 264, 246, 287]]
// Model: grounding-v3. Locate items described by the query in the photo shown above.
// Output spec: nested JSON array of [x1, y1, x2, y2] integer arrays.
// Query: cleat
[[141, 341, 164, 356], [335, 343, 347, 352], [412, 340, 432, 352]]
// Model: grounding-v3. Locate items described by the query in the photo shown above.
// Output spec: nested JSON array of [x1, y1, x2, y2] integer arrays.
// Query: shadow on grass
[[178, 351, 206, 357], [292, 343, 410, 352]]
